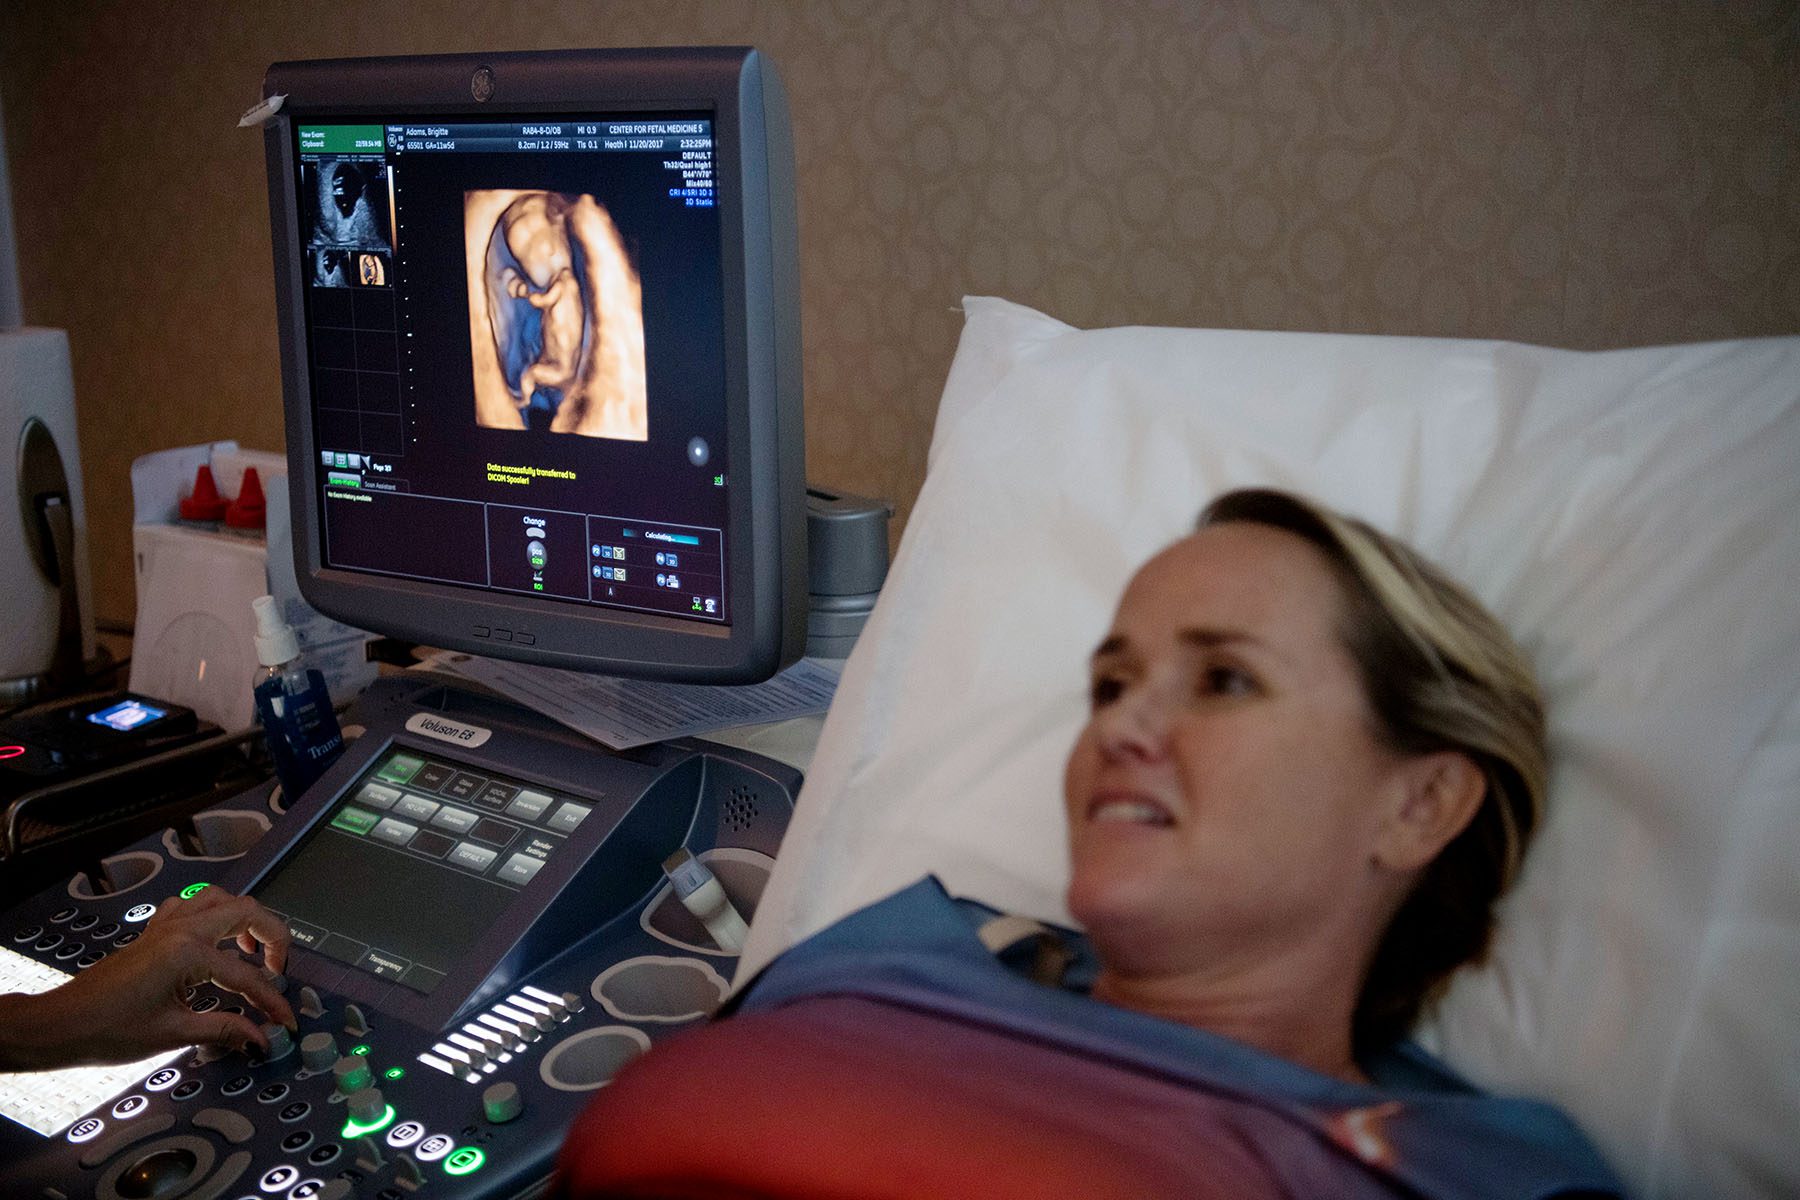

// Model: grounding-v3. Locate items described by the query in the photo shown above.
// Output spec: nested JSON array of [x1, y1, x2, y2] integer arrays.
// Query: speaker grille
[[722, 785, 760, 833]]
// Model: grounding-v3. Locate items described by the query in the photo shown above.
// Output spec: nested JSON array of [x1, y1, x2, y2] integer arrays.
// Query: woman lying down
[[554, 489, 1626, 1199]]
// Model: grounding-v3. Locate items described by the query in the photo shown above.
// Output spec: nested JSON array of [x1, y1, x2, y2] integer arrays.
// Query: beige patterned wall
[[3, 1, 1796, 627]]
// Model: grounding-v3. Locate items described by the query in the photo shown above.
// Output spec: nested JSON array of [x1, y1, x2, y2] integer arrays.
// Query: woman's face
[[1062, 523, 1417, 975]]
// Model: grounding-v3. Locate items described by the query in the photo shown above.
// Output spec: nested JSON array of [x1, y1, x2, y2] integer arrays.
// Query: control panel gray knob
[[482, 1081, 523, 1124], [298, 985, 325, 1019], [343, 1004, 370, 1036], [395, 1153, 424, 1187], [561, 990, 586, 1014], [261, 1023, 293, 1061], [333, 1055, 372, 1095], [301, 1031, 339, 1071], [346, 1085, 385, 1125]]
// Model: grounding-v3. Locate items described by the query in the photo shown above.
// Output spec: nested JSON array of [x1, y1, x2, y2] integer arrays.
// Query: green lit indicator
[[384, 1066, 405, 1080], [533, 583, 543, 591], [350, 1044, 370, 1056], [341, 1103, 396, 1139], [179, 882, 211, 899], [713, 474, 724, 486], [444, 1146, 486, 1176]]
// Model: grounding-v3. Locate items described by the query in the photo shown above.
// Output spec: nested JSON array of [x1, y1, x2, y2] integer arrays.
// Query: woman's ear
[[1374, 751, 1486, 873]]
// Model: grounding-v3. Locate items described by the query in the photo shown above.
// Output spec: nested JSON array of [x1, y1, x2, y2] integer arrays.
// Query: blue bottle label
[[255, 667, 345, 798]]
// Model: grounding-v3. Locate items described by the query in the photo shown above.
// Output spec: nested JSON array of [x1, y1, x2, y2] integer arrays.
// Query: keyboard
[[0, 944, 185, 1136]]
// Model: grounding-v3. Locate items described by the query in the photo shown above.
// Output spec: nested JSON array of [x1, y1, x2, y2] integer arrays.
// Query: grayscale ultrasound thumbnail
[[304, 158, 393, 289]]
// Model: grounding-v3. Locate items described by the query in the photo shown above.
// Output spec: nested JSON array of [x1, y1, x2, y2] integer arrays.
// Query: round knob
[[333, 1055, 372, 1094], [482, 1081, 523, 1124], [261, 1023, 293, 1061], [346, 1085, 385, 1125], [301, 1031, 339, 1071]]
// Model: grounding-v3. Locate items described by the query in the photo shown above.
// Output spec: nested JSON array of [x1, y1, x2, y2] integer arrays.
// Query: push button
[[189, 994, 220, 1014], [92, 922, 119, 938], [33, 932, 62, 951], [49, 906, 78, 924], [53, 942, 84, 961], [496, 853, 546, 886], [413, 1133, 454, 1162], [111, 1094, 148, 1119], [220, 1075, 254, 1097], [259, 1163, 300, 1192], [145, 1067, 181, 1091], [69, 913, 98, 931], [282, 1129, 314, 1153], [384, 1120, 424, 1148], [11, 923, 42, 942], [546, 801, 591, 833], [307, 1142, 341, 1166], [279, 1100, 312, 1123], [66, 1116, 104, 1143], [257, 1082, 291, 1104], [171, 1079, 204, 1101]]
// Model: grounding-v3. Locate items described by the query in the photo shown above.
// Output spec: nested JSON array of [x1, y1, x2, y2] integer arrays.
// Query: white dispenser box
[[129, 442, 376, 731]]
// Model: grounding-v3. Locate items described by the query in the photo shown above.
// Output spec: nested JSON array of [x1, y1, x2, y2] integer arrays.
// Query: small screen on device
[[85, 700, 167, 733], [254, 745, 593, 995]]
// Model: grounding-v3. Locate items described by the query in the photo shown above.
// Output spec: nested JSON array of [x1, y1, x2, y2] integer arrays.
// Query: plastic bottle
[[251, 594, 345, 799]]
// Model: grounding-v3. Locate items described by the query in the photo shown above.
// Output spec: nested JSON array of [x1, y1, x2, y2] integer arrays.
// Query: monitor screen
[[263, 49, 805, 682]]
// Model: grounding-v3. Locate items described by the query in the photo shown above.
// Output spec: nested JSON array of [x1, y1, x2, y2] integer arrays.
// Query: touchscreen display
[[254, 746, 593, 995]]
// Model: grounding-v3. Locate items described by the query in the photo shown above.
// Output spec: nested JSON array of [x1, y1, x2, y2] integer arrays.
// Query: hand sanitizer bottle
[[252, 595, 345, 799]]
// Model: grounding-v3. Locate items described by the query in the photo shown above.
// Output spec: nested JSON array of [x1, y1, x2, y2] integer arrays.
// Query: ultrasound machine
[[0, 47, 807, 1200]]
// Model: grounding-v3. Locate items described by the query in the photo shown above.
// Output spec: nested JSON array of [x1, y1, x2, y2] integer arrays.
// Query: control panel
[[0, 673, 797, 1200]]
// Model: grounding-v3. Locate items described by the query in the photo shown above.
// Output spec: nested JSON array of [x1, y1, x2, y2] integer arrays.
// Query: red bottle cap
[[225, 466, 268, 530], [179, 464, 228, 522]]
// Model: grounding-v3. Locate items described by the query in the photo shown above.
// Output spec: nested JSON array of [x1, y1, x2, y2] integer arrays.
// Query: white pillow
[[741, 297, 1800, 1200]]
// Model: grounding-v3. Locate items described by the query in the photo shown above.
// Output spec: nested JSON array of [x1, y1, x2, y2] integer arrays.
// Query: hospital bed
[[735, 297, 1800, 1199]]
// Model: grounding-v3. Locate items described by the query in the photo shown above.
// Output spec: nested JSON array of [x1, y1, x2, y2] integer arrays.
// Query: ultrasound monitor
[[261, 47, 805, 682]]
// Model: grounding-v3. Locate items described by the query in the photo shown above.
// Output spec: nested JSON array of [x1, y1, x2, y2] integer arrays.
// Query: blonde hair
[[1197, 488, 1546, 1050]]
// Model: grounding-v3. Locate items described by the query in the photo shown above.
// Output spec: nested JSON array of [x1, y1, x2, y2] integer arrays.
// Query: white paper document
[[423, 653, 840, 750]]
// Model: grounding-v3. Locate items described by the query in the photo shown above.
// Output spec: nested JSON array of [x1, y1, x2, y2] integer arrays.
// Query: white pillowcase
[[740, 297, 1800, 1200]]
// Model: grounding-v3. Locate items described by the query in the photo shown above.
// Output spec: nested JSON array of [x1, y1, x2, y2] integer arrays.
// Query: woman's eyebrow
[[1090, 634, 1130, 662]]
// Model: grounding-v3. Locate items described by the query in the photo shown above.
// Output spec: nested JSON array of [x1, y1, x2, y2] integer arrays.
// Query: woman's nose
[[1095, 686, 1168, 761]]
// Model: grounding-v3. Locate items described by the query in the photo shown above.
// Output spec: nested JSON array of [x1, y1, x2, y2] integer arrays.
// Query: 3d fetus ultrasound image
[[304, 159, 394, 289], [465, 189, 648, 439]]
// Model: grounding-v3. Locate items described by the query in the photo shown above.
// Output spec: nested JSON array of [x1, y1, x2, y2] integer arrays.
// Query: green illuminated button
[[330, 806, 379, 836], [180, 882, 211, 899], [384, 1066, 405, 1080], [444, 1146, 485, 1175], [350, 1044, 371, 1057], [376, 754, 424, 784]]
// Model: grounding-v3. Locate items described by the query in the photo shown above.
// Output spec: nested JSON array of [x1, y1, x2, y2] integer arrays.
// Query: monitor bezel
[[262, 47, 805, 683]]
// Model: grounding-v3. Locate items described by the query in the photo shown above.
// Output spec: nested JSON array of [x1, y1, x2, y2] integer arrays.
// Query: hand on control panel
[[0, 886, 296, 1071]]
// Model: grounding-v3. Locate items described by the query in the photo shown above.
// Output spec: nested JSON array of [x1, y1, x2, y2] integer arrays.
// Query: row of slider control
[[522, 983, 585, 1019], [429, 1040, 483, 1083], [478, 1011, 531, 1051], [494, 1001, 552, 1035]]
